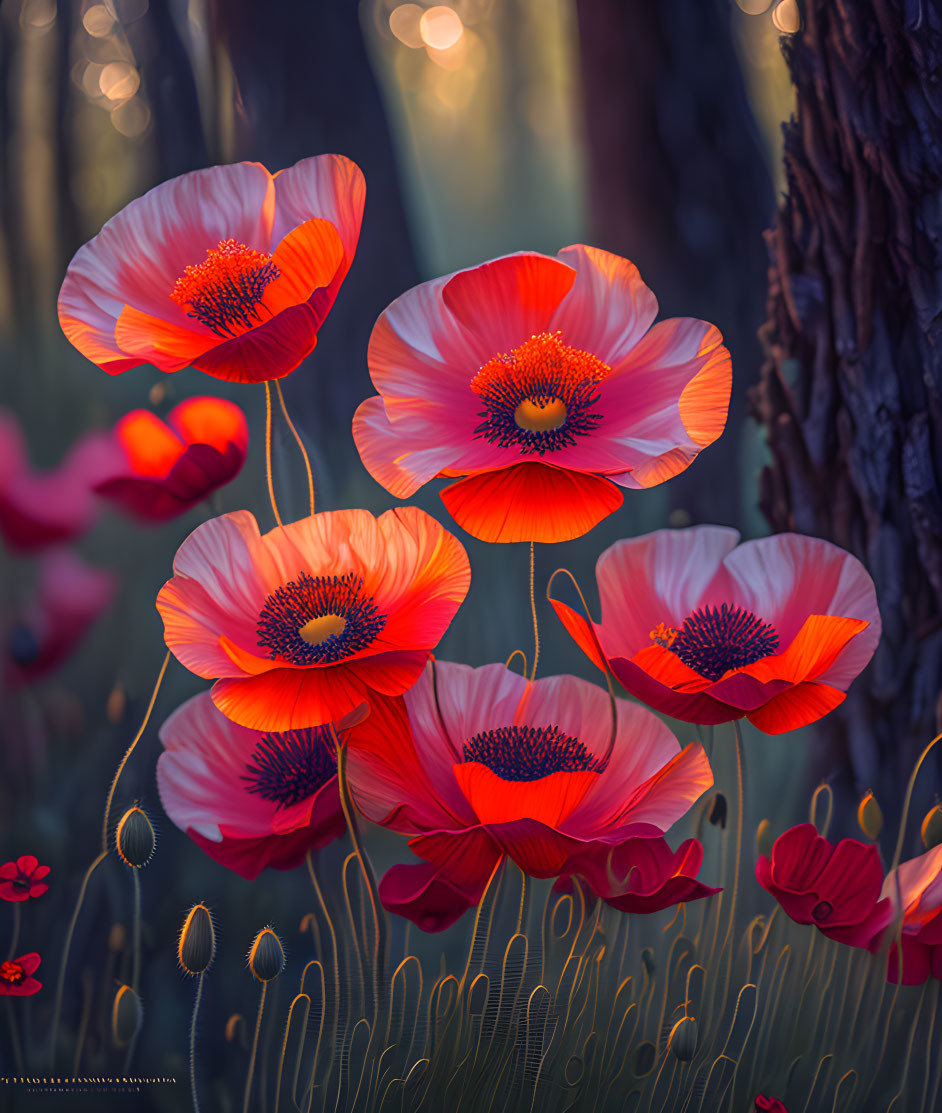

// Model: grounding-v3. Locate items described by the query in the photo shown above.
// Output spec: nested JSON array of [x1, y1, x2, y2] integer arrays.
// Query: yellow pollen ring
[[299, 614, 346, 645], [514, 397, 567, 432]]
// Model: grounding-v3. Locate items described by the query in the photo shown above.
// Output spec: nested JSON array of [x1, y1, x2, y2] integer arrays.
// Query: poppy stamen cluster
[[657, 603, 780, 682], [462, 724, 604, 781], [470, 332, 611, 455], [171, 239, 281, 337], [0, 959, 26, 987], [241, 727, 338, 808], [256, 572, 386, 665]]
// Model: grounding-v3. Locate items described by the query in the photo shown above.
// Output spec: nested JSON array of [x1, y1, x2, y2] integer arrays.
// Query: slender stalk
[[7, 903, 20, 961], [189, 973, 204, 1113], [101, 651, 171, 854], [47, 850, 108, 1067], [890, 732, 942, 871], [243, 981, 268, 1113], [528, 541, 540, 680], [5, 996, 23, 1075], [274, 379, 315, 516], [264, 382, 284, 528], [131, 870, 142, 995]]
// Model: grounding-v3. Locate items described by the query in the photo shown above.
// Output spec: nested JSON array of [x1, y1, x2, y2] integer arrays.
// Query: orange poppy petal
[[677, 325, 733, 447], [190, 303, 319, 383], [211, 665, 368, 732], [548, 599, 607, 672], [115, 305, 220, 372], [746, 681, 846, 734], [440, 464, 623, 544], [260, 218, 344, 316], [629, 643, 715, 692], [739, 614, 869, 686], [114, 410, 184, 477], [452, 762, 600, 828], [167, 396, 249, 456], [218, 634, 283, 676]]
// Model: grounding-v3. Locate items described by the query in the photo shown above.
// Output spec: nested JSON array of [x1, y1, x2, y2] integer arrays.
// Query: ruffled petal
[[260, 218, 345, 316], [190, 303, 321, 383], [453, 763, 601, 827], [745, 682, 846, 733], [211, 663, 369, 732]]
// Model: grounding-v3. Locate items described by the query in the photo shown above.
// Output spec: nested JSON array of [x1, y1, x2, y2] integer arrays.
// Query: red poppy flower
[[94, 397, 248, 521], [346, 662, 717, 932], [6, 550, 116, 685], [877, 844, 942, 985], [58, 155, 364, 384], [0, 855, 50, 902], [0, 953, 41, 996], [0, 410, 121, 552], [353, 246, 731, 543], [157, 691, 347, 880], [756, 824, 892, 948], [156, 507, 471, 732], [551, 526, 880, 733], [755, 1098, 788, 1113]]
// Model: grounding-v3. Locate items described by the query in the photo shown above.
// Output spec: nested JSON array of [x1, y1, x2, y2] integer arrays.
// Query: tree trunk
[[751, 0, 942, 827]]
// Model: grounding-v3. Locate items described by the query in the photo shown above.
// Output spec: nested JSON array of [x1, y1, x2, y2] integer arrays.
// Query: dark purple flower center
[[811, 900, 833, 922], [652, 603, 779, 682], [462, 724, 602, 782], [470, 332, 612, 456], [241, 727, 337, 808], [171, 238, 281, 337], [256, 572, 386, 666], [11, 875, 30, 891]]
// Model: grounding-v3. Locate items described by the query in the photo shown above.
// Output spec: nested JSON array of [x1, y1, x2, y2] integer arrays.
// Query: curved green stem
[[243, 981, 267, 1113], [189, 973, 204, 1113]]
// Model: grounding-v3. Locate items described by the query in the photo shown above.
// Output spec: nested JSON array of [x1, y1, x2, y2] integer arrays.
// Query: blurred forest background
[[3, 0, 939, 1107]]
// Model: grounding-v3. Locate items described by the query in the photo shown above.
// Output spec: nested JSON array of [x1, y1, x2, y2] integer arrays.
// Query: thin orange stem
[[274, 379, 315, 516], [264, 382, 284, 527]]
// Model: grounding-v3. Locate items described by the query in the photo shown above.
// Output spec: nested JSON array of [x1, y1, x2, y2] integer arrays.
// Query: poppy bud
[[115, 806, 155, 868], [247, 927, 284, 982], [921, 804, 942, 850], [708, 793, 727, 829], [857, 791, 883, 841], [756, 819, 774, 859], [178, 904, 215, 975], [111, 983, 142, 1047], [669, 1016, 698, 1061]]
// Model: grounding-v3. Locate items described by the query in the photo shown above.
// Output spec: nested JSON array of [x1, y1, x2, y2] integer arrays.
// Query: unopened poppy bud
[[922, 804, 942, 850], [669, 1016, 698, 1061], [115, 806, 155, 868], [708, 793, 727, 829], [756, 819, 774, 858], [247, 927, 284, 982], [178, 904, 215, 975], [111, 983, 142, 1047], [857, 790, 883, 841]]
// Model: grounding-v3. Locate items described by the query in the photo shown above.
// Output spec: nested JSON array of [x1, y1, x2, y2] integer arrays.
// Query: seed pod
[[111, 983, 142, 1047], [178, 904, 215, 975], [708, 793, 727, 829], [921, 804, 942, 850], [669, 1016, 698, 1061], [247, 927, 285, 982], [756, 818, 774, 859], [115, 806, 155, 868], [857, 790, 883, 841]]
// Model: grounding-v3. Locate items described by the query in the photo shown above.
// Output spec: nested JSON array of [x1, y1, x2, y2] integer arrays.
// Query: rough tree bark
[[751, 0, 942, 822]]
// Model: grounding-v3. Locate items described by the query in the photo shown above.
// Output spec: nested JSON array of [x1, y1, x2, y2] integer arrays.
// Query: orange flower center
[[299, 614, 347, 645], [171, 239, 280, 338], [470, 331, 611, 454], [650, 603, 779, 682], [0, 960, 23, 985]]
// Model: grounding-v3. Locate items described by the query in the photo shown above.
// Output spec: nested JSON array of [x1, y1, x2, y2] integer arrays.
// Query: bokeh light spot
[[389, 4, 424, 48], [420, 6, 463, 51], [99, 62, 141, 101], [83, 4, 116, 37], [110, 96, 151, 137], [771, 0, 801, 33]]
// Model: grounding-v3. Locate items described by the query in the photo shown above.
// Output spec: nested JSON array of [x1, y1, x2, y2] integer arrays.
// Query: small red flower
[[95, 397, 249, 521], [0, 855, 50, 902], [551, 527, 880, 734], [755, 1097, 788, 1113], [0, 952, 42, 996], [756, 824, 892, 948], [346, 662, 718, 932], [877, 843, 942, 985]]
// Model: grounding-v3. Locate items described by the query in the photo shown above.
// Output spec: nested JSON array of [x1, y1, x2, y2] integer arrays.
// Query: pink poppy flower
[[0, 410, 121, 552], [551, 527, 880, 733], [157, 691, 346, 880], [353, 246, 731, 543], [7, 550, 116, 685], [345, 662, 717, 932], [756, 824, 893, 948], [0, 952, 41, 997], [878, 844, 942, 985], [755, 1098, 788, 1113], [58, 155, 364, 384], [155, 507, 470, 732], [0, 855, 50, 902], [94, 397, 248, 521]]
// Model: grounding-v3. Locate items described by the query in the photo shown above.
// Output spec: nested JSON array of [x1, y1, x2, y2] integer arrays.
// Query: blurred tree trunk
[[750, 0, 942, 824], [208, 0, 419, 508], [574, 0, 774, 527]]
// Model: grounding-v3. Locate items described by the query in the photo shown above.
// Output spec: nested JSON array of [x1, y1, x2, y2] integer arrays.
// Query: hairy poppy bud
[[247, 927, 284, 982], [178, 904, 215, 975], [857, 791, 883, 841], [756, 819, 774, 859], [922, 804, 942, 850], [115, 806, 155, 868], [111, 983, 142, 1047], [669, 1016, 698, 1061]]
